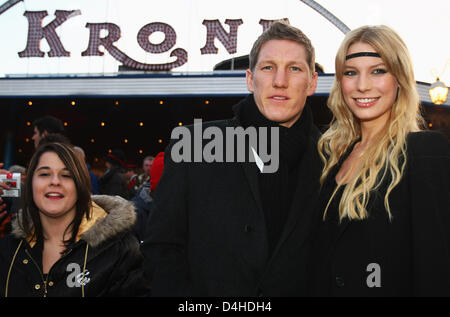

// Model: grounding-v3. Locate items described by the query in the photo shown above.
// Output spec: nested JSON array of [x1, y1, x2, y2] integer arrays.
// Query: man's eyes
[[260, 65, 302, 71]]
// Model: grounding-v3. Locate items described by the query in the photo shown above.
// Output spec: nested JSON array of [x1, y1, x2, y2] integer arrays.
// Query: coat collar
[[11, 195, 136, 248]]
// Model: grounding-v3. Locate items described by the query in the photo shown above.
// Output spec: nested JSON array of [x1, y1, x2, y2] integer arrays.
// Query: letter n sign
[[200, 19, 243, 54]]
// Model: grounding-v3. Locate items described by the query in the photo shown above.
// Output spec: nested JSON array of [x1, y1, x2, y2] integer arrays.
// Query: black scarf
[[235, 94, 312, 255]]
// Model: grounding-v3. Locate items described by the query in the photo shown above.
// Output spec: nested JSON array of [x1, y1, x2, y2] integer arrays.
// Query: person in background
[[73, 146, 100, 195], [132, 152, 164, 242], [149, 152, 165, 195], [124, 162, 139, 199], [31, 115, 66, 149], [37, 133, 71, 148], [0, 142, 150, 296], [134, 156, 154, 193], [98, 149, 129, 199], [308, 25, 450, 296]]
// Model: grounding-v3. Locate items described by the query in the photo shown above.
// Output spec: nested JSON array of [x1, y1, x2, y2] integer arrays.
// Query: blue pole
[[2, 101, 20, 170], [3, 132, 15, 170]]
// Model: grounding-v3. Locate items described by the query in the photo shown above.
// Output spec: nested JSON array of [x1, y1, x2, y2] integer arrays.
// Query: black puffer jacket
[[0, 195, 151, 297], [99, 167, 129, 199], [132, 182, 154, 242]]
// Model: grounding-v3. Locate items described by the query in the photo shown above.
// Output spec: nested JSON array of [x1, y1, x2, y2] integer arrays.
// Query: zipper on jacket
[[25, 249, 48, 297], [24, 243, 79, 297]]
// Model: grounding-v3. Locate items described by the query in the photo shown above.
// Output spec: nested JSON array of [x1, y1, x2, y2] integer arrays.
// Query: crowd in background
[[0, 115, 164, 240], [0, 115, 166, 296]]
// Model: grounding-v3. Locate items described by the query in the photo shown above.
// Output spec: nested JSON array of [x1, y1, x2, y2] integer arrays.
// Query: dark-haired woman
[[0, 142, 150, 296]]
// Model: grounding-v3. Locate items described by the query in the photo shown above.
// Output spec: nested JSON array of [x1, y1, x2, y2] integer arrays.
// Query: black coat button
[[244, 224, 253, 232], [335, 276, 345, 287]]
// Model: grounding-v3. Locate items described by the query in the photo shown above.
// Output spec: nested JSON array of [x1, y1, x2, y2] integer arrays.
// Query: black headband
[[345, 52, 381, 60]]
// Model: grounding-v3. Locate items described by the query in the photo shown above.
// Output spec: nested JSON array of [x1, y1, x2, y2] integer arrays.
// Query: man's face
[[125, 170, 135, 180], [246, 39, 318, 128], [143, 159, 153, 176], [32, 127, 46, 149]]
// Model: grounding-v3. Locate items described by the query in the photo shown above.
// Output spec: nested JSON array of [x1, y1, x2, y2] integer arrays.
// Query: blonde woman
[[308, 25, 450, 296]]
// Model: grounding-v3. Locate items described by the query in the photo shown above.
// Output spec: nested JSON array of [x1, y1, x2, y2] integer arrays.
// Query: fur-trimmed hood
[[80, 195, 136, 247], [11, 195, 136, 248]]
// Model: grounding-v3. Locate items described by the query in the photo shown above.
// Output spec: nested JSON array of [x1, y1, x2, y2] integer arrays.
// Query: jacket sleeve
[[408, 131, 450, 296], [104, 232, 151, 297], [140, 139, 192, 296]]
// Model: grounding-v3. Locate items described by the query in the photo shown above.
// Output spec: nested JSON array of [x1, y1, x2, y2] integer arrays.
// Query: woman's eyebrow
[[36, 166, 50, 171], [344, 62, 386, 69], [35, 166, 70, 172]]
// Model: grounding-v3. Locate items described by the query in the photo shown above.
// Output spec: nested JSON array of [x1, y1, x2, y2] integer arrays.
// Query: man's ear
[[41, 130, 49, 137], [307, 72, 318, 96], [246, 69, 254, 93]]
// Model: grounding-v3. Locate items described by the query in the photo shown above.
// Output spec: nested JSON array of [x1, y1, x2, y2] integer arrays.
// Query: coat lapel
[[228, 116, 265, 217], [336, 217, 350, 241], [241, 160, 265, 216], [327, 141, 360, 245], [269, 135, 321, 261]]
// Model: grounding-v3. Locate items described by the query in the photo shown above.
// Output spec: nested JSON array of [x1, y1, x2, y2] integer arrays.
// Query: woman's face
[[32, 151, 77, 220], [341, 42, 399, 130]]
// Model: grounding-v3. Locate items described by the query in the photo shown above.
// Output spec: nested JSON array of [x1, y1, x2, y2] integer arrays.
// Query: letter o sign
[[137, 22, 176, 54]]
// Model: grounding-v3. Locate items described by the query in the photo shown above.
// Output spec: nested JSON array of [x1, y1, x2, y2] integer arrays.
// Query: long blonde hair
[[318, 25, 424, 221]]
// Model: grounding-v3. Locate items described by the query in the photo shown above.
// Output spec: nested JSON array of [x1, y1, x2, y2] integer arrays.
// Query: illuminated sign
[[18, 10, 285, 71]]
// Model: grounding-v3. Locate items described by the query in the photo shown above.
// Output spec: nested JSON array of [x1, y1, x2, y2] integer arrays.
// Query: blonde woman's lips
[[354, 97, 379, 107]]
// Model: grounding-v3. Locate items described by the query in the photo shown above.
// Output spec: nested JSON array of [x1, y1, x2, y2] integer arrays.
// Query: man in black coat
[[99, 148, 129, 200], [142, 21, 322, 296]]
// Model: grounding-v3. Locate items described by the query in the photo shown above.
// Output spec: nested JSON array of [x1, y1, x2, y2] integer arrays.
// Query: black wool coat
[[308, 131, 450, 296], [142, 95, 322, 296], [99, 167, 129, 200]]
